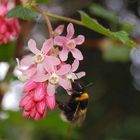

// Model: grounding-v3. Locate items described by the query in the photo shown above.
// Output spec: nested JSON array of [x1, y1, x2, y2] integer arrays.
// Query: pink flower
[[33, 63, 71, 95], [66, 59, 86, 81], [0, 1, 20, 45], [20, 39, 60, 81], [54, 23, 85, 61], [20, 81, 56, 121]]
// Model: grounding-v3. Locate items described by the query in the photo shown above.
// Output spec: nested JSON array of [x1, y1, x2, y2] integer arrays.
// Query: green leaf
[[7, 6, 37, 20], [89, 4, 118, 23], [79, 11, 137, 48]]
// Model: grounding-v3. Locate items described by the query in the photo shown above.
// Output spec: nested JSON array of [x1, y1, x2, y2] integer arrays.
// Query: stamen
[[66, 40, 76, 49], [49, 73, 59, 84], [34, 53, 44, 63]]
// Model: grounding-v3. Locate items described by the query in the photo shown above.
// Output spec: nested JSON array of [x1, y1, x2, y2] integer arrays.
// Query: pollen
[[34, 53, 44, 63], [49, 73, 59, 84]]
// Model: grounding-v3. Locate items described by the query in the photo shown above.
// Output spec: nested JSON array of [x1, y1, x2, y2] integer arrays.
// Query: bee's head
[[72, 81, 85, 93]]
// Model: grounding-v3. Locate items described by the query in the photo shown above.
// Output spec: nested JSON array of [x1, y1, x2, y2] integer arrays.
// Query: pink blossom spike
[[46, 94, 55, 110], [23, 80, 38, 92], [36, 99, 47, 114], [34, 83, 46, 102], [66, 23, 74, 39], [28, 39, 40, 54], [74, 35, 85, 45], [0, 0, 20, 45]]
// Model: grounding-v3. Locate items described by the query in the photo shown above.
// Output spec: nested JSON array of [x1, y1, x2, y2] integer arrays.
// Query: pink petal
[[42, 110, 47, 118], [41, 38, 53, 54], [20, 55, 34, 66], [54, 25, 64, 36], [71, 59, 79, 72], [23, 80, 38, 92], [23, 65, 36, 78], [22, 111, 30, 118], [47, 83, 55, 95], [34, 83, 46, 102], [59, 78, 71, 90], [74, 35, 85, 45], [47, 56, 60, 66], [30, 107, 36, 118], [42, 61, 53, 73], [32, 73, 49, 82], [56, 64, 71, 75], [54, 36, 66, 46], [71, 48, 83, 60], [46, 94, 55, 110], [37, 63, 45, 74], [59, 48, 69, 61], [28, 39, 40, 54], [36, 99, 47, 114], [35, 112, 41, 121], [19, 94, 32, 107], [72, 71, 86, 80], [66, 23, 74, 39], [24, 100, 35, 111]]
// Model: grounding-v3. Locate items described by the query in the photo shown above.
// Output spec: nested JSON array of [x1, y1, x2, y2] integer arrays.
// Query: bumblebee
[[56, 80, 89, 125]]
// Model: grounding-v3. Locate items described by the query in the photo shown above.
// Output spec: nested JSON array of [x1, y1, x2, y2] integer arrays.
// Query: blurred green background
[[1, 0, 140, 140]]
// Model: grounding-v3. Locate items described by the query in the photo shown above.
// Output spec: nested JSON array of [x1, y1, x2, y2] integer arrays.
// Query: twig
[[32, 5, 54, 38]]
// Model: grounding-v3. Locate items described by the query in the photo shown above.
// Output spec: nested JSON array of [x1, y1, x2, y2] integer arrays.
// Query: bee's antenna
[[85, 82, 93, 88]]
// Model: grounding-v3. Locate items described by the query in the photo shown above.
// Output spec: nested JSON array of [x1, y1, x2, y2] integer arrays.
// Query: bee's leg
[[56, 100, 72, 112]]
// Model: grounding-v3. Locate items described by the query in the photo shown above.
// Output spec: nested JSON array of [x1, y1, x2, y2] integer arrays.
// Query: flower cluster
[[0, 0, 20, 45], [17, 23, 85, 121]]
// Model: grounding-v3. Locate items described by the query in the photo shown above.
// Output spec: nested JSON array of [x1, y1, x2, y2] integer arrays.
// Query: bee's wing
[[71, 103, 87, 126]]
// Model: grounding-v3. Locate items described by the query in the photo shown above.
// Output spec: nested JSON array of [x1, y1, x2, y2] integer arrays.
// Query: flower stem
[[46, 12, 83, 26], [32, 5, 54, 38]]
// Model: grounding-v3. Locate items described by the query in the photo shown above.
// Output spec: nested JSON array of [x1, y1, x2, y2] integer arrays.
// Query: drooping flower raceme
[[20, 81, 55, 121], [17, 23, 86, 121], [0, 0, 20, 45]]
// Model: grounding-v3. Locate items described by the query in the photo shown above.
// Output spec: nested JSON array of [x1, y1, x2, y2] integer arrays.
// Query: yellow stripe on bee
[[75, 93, 89, 101]]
